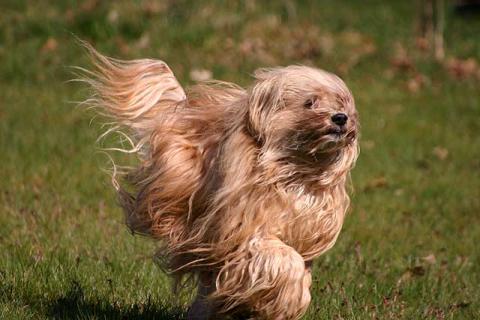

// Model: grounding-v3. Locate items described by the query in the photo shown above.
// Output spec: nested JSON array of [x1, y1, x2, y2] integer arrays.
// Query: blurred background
[[1, 1, 479, 319]]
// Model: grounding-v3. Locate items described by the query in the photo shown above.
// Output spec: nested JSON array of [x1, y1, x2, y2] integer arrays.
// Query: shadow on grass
[[48, 281, 186, 320]]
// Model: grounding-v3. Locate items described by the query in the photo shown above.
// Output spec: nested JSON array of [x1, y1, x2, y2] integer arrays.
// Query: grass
[[1, 0, 479, 319]]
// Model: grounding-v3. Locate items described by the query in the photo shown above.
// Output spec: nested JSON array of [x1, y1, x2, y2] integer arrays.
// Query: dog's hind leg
[[187, 272, 218, 320]]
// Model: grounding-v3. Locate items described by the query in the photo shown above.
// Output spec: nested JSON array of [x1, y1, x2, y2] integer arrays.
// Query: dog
[[82, 44, 359, 319]]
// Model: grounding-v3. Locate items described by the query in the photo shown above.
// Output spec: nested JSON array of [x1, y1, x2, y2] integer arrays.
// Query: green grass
[[1, 1, 479, 319]]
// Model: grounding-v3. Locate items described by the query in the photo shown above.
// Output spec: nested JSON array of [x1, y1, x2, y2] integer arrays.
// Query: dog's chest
[[276, 186, 344, 258], [291, 187, 320, 212]]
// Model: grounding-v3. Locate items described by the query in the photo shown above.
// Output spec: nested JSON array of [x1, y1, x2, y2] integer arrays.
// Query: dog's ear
[[80, 42, 186, 144], [246, 68, 285, 141]]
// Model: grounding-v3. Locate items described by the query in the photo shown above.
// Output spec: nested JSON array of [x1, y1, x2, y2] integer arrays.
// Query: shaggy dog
[[82, 45, 359, 319]]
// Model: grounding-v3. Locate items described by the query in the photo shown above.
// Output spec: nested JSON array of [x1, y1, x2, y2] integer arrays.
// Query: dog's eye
[[303, 97, 316, 109]]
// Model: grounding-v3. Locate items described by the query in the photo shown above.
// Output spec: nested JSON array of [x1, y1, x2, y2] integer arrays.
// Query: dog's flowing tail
[[80, 43, 186, 148]]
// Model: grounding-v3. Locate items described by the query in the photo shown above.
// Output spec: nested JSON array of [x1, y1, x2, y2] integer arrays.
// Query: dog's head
[[246, 66, 358, 170]]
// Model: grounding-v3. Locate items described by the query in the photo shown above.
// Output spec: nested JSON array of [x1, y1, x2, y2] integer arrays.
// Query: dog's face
[[247, 66, 358, 166]]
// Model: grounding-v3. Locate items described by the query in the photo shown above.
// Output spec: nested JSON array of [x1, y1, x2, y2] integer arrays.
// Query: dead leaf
[[136, 33, 150, 49], [41, 37, 58, 53], [142, 1, 168, 16], [340, 31, 364, 47], [337, 31, 376, 74], [391, 56, 414, 72], [433, 146, 448, 160], [394, 189, 404, 196], [445, 57, 478, 80], [107, 9, 119, 24], [391, 42, 415, 73], [455, 255, 469, 267], [421, 253, 437, 265], [65, 9, 75, 23], [407, 73, 427, 93], [450, 301, 470, 310], [263, 14, 281, 29], [364, 176, 388, 191], [354, 242, 362, 262], [80, 0, 99, 12], [114, 37, 130, 55], [31, 246, 44, 263], [362, 140, 375, 150], [190, 69, 212, 82], [318, 34, 335, 56], [415, 37, 429, 52], [410, 265, 426, 276], [396, 270, 412, 287]]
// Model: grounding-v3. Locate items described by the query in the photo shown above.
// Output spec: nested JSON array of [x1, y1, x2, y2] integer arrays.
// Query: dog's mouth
[[310, 127, 356, 154], [325, 126, 347, 137], [287, 124, 357, 163]]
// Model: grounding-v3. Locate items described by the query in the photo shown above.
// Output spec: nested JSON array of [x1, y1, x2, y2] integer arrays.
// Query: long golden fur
[[81, 44, 359, 319]]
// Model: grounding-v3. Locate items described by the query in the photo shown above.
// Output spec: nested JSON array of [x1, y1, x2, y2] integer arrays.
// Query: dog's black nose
[[331, 113, 348, 126]]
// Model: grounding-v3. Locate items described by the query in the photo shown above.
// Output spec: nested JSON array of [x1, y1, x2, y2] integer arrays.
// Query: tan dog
[[82, 45, 359, 319]]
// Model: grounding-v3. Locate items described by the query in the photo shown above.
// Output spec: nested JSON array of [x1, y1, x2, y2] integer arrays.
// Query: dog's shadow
[[47, 281, 186, 320]]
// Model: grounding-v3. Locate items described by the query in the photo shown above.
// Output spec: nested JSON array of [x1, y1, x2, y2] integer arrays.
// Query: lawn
[[1, 1, 479, 319]]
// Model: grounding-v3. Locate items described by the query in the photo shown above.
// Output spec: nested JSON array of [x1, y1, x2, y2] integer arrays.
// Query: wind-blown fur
[[82, 44, 359, 319]]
